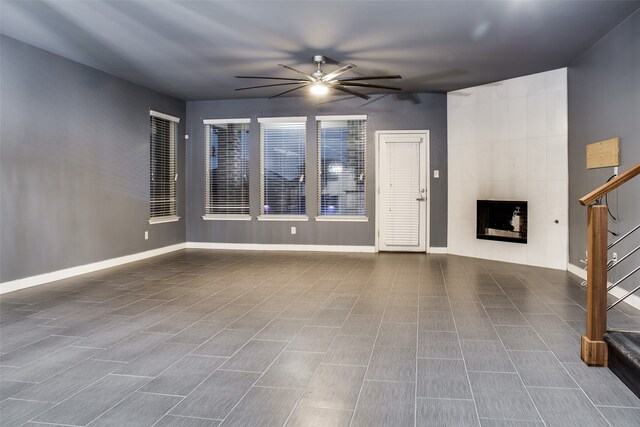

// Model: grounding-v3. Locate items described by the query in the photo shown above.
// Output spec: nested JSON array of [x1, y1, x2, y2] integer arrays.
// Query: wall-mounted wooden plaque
[[586, 137, 620, 169]]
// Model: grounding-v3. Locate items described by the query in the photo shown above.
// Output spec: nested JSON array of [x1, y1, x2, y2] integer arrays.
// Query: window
[[149, 110, 179, 223], [258, 117, 307, 218], [203, 119, 251, 220], [317, 115, 367, 220]]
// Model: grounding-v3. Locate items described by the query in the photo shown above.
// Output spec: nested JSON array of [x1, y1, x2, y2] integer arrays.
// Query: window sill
[[315, 216, 369, 222], [149, 215, 180, 224], [257, 215, 309, 222], [202, 214, 251, 221]]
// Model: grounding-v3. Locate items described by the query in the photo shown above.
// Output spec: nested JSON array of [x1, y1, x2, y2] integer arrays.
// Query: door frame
[[375, 130, 430, 253]]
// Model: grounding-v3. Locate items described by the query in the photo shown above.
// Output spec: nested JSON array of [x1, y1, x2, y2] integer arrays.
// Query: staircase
[[579, 162, 640, 399], [603, 331, 640, 398]]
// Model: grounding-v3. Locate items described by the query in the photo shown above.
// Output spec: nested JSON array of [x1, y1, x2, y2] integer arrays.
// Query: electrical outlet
[[614, 167, 619, 176], [291, 226, 296, 235], [144, 231, 149, 240], [613, 252, 618, 262]]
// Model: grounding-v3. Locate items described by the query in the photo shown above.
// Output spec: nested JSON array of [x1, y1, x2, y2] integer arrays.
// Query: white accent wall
[[447, 69, 568, 269]]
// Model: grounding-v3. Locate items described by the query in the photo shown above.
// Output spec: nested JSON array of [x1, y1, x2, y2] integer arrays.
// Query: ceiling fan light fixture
[[310, 82, 329, 96]]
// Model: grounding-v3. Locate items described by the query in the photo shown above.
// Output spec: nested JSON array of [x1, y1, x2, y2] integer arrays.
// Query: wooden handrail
[[580, 163, 640, 206]]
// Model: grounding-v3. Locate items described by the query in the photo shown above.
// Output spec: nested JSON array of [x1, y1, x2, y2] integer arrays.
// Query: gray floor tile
[[461, 340, 515, 372], [94, 331, 170, 362], [419, 296, 451, 312], [308, 308, 350, 327], [33, 374, 149, 425], [352, 380, 415, 427], [509, 351, 577, 388], [417, 358, 472, 399], [528, 387, 608, 427], [524, 314, 575, 336], [377, 322, 417, 347], [192, 329, 256, 357], [300, 363, 366, 410], [141, 355, 226, 396], [278, 302, 322, 320], [495, 326, 547, 351], [417, 398, 479, 426], [540, 333, 582, 363], [418, 330, 463, 359], [478, 294, 514, 308], [220, 386, 302, 427], [418, 311, 456, 331], [451, 302, 489, 319], [256, 351, 324, 388], [323, 295, 358, 310], [145, 311, 209, 334], [286, 326, 339, 352], [285, 405, 352, 427], [0, 380, 35, 400], [116, 342, 196, 376], [228, 310, 278, 331], [485, 308, 529, 326], [155, 415, 221, 426], [468, 371, 540, 422], [1, 345, 97, 383], [14, 358, 124, 403], [0, 398, 53, 425], [74, 321, 146, 349], [254, 318, 305, 341], [168, 320, 228, 345], [221, 339, 287, 372], [479, 420, 544, 427], [562, 363, 640, 407], [510, 298, 553, 314], [455, 317, 500, 341], [338, 314, 380, 336], [0, 335, 80, 367], [366, 346, 416, 382], [170, 369, 260, 419], [597, 406, 640, 427], [88, 391, 182, 426], [322, 334, 376, 366]]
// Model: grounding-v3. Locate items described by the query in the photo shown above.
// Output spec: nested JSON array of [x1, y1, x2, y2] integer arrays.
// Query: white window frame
[[149, 110, 180, 224], [202, 118, 252, 221], [258, 117, 309, 221], [315, 115, 368, 222]]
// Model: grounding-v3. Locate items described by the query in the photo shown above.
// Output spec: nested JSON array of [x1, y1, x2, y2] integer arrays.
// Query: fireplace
[[477, 200, 527, 244]]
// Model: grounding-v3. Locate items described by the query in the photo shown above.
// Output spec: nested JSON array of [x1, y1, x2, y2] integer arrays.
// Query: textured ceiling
[[2, 0, 639, 101]]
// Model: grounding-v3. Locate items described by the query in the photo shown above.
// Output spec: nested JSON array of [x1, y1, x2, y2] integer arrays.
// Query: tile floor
[[1, 250, 639, 426]]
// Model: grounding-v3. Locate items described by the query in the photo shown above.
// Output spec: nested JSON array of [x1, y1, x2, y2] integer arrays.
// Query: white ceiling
[[2, 0, 639, 101]]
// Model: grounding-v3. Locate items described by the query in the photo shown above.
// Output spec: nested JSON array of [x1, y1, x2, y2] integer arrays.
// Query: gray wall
[[186, 94, 448, 248], [568, 10, 640, 291], [1, 36, 186, 282]]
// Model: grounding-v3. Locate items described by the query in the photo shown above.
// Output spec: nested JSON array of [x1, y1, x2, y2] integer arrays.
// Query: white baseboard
[[429, 247, 448, 254], [567, 262, 640, 311], [186, 242, 376, 253], [1, 243, 186, 295]]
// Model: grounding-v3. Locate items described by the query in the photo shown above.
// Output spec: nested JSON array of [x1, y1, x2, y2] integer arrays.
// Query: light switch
[[291, 226, 296, 235], [434, 170, 440, 178]]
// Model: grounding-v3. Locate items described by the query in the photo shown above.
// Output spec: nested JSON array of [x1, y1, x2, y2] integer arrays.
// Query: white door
[[377, 131, 428, 252]]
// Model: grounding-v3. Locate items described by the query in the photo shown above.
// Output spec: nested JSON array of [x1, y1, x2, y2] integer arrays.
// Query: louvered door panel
[[378, 132, 427, 252]]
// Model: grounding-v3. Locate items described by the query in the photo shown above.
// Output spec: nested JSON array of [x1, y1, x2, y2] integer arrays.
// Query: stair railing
[[579, 162, 640, 366]]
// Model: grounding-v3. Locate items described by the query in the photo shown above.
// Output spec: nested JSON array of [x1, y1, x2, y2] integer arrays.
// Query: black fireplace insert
[[477, 200, 527, 244]]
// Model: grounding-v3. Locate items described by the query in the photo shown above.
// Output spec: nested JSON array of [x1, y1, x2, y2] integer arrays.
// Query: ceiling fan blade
[[235, 76, 307, 81], [339, 82, 401, 91], [236, 82, 307, 91], [268, 84, 309, 99], [338, 75, 402, 82], [277, 64, 315, 81], [331, 85, 370, 100], [322, 63, 356, 82]]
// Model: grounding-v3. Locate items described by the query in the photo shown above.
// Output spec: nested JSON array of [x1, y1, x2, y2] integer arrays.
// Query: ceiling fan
[[235, 55, 402, 100]]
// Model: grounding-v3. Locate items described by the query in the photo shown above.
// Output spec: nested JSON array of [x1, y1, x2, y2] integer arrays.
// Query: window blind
[[259, 117, 307, 216], [204, 119, 250, 216], [317, 115, 367, 217], [149, 111, 178, 220]]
